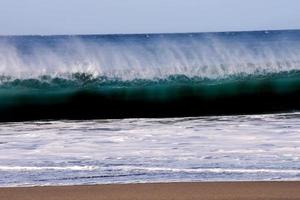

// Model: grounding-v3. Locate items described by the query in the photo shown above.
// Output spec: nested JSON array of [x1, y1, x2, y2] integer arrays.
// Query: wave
[[1, 30, 300, 121], [118, 166, 300, 174], [0, 165, 98, 171], [1, 165, 299, 174]]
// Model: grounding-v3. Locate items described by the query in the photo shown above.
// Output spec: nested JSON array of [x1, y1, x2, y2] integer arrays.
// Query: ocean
[[0, 30, 300, 186]]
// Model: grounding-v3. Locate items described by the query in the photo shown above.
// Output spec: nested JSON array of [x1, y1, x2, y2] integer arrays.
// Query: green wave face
[[0, 71, 300, 104]]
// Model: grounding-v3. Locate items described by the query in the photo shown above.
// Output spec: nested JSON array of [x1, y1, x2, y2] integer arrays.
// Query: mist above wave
[[1, 31, 300, 80]]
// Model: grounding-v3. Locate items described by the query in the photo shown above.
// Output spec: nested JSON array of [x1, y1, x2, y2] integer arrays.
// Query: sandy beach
[[1, 181, 300, 200]]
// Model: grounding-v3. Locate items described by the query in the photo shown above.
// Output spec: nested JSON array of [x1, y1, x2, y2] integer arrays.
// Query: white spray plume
[[0, 34, 300, 80]]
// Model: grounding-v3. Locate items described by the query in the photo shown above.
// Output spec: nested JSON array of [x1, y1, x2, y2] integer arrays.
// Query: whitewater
[[0, 30, 300, 186], [0, 113, 300, 186]]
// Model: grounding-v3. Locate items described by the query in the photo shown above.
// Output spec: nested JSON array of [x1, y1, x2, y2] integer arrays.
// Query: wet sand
[[1, 181, 300, 200]]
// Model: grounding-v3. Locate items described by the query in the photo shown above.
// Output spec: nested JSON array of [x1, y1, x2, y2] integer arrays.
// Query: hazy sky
[[0, 0, 300, 35]]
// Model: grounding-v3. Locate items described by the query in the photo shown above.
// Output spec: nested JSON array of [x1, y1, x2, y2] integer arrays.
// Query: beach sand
[[0, 181, 300, 200]]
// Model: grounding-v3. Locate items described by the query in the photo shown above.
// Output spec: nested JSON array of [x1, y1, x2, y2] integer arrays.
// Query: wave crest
[[1, 31, 300, 80]]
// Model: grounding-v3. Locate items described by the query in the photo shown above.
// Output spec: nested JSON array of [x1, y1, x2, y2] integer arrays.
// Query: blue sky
[[0, 0, 300, 35]]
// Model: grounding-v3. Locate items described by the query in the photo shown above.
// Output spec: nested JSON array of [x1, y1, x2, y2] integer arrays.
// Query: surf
[[1, 30, 300, 121]]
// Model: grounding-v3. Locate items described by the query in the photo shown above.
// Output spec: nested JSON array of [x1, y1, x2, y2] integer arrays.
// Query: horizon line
[[1, 28, 300, 37]]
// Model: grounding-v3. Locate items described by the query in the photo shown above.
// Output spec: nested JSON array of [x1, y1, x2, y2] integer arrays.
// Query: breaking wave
[[1, 30, 300, 121]]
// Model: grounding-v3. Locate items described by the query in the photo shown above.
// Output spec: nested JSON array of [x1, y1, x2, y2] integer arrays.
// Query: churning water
[[0, 113, 300, 186]]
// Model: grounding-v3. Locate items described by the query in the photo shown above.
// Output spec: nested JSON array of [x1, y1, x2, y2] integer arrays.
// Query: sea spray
[[1, 30, 300, 80]]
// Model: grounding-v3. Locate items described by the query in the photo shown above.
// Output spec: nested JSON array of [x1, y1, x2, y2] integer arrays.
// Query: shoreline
[[1, 181, 300, 200]]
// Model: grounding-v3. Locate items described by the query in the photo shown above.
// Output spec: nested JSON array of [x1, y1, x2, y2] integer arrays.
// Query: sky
[[0, 0, 300, 35]]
